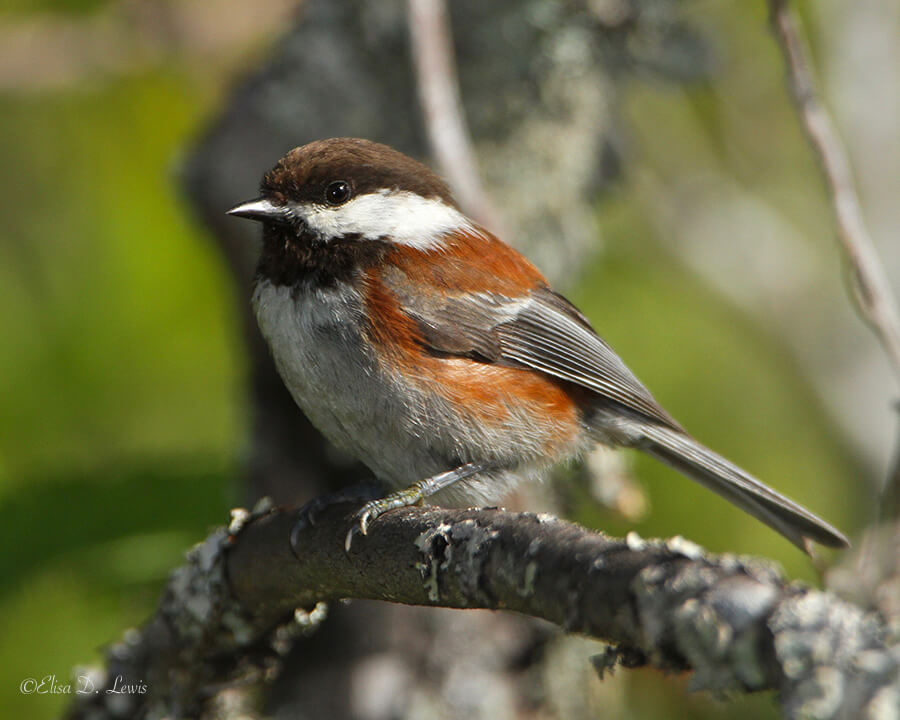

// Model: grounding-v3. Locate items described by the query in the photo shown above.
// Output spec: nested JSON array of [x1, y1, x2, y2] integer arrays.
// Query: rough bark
[[64, 505, 899, 720]]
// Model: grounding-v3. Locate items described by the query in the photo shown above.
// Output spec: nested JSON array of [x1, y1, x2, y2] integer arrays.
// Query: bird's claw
[[291, 484, 382, 558], [358, 508, 372, 536], [344, 503, 377, 553], [291, 500, 327, 555], [344, 523, 362, 553]]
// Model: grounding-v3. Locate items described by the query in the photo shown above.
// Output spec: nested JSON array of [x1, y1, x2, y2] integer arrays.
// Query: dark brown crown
[[260, 138, 457, 208]]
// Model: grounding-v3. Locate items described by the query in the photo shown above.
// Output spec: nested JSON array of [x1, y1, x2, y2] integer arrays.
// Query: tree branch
[[407, 0, 505, 235], [65, 504, 898, 720], [768, 0, 900, 517]]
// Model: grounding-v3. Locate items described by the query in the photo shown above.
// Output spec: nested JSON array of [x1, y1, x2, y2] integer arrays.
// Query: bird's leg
[[345, 463, 487, 551]]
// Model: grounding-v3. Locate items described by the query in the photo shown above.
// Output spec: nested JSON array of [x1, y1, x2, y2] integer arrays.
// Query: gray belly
[[252, 280, 424, 486]]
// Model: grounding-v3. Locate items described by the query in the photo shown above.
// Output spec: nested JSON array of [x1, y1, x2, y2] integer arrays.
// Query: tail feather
[[636, 424, 849, 552]]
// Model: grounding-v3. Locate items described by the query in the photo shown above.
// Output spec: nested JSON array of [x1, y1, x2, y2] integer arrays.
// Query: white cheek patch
[[293, 189, 473, 249]]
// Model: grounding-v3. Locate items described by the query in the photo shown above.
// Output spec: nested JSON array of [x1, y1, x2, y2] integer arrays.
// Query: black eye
[[325, 180, 351, 206]]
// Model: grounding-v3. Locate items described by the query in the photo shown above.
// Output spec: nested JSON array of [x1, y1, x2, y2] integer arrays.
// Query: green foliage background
[[0, 2, 869, 718]]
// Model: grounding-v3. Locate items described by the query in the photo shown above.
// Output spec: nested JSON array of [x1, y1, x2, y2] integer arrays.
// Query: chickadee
[[228, 137, 848, 553]]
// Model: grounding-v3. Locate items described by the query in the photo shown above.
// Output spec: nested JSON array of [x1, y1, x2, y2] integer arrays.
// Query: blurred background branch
[[768, 0, 900, 520], [0, 0, 295, 91], [407, 0, 504, 235]]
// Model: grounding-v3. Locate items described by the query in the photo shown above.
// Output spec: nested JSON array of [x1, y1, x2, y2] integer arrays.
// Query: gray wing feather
[[494, 296, 680, 428], [393, 282, 680, 429]]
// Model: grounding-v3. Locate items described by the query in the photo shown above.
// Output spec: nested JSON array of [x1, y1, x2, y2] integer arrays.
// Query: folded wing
[[391, 278, 680, 430], [385, 269, 848, 551]]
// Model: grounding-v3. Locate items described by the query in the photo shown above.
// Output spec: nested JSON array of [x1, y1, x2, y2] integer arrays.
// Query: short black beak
[[226, 197, 287, 222]]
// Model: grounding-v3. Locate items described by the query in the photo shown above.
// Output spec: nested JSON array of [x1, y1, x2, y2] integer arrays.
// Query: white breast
[[252, 278, 428, 486], [253, 279, 370, 450]]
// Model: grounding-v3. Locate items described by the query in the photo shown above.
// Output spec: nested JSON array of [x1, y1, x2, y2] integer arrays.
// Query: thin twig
[[768, 0, 900, 518], [407, 0, 505, 234], [768, 0, 900, 379]]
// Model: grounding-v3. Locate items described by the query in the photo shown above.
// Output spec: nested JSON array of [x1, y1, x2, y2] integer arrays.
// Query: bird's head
[[228, 137, 470, 251]]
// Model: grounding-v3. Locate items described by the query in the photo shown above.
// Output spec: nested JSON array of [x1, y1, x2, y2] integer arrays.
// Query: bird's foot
[[344, 463, 487, 552], [290, 483, 382, 557]]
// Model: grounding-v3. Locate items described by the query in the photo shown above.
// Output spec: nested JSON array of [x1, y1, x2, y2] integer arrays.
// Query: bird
[[227, 137, 848, 554]]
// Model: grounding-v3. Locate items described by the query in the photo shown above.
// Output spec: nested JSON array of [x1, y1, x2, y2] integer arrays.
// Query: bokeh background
[[1, 0, 897, 718]]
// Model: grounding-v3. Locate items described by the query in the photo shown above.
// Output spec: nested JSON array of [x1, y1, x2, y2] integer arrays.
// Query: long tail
[[635, 423, 849, 552]]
